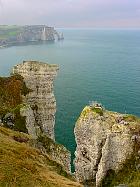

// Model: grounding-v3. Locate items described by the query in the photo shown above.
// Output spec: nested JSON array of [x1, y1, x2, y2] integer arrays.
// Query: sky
[[0, 0, 140, 28]]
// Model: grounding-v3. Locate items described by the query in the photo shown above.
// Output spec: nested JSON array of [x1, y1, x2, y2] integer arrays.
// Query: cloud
[[0, 0, 3, 8], [0, 0, 140, 27]]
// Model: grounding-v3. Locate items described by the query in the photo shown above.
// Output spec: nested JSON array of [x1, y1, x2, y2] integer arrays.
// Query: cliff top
[[77, 105, 140, 134], [0, 25, 54, 40], [13, 61, 59, 73]]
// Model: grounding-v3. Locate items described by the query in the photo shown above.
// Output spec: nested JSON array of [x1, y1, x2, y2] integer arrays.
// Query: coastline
[[0, 40, 56, 49]]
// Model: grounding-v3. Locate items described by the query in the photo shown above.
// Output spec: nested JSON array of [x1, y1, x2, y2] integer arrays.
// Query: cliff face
[[0, 61, 71, 174], [74, 104, 140, 187], [13, 61, 58, 140], [12, 61, 71, 173], [17, 25, 57, 42]]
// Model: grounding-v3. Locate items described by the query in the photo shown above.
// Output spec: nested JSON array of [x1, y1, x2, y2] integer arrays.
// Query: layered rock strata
[[12, 61, 71, 173], [74, 104, 140, 187], [13, 61, 59, 140]]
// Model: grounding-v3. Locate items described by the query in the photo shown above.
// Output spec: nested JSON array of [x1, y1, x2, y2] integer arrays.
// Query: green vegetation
[[2, 105, 27, 133], [12, 104, 27, 133], [91, 107, 104, 116], [0, 74, 31, 132], [123, 114, 140, 122], [0, 74, 30, 108], [78, 106, 104, 122], [0, 26, 21, 39], [0, 25, 20, 29], [0, 126, 82, 187], [38, 135, 70, 155], [38, 135, 62, 154]]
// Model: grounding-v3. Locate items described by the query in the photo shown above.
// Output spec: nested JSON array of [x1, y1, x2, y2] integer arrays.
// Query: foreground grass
[[0, 126, 82, 187]]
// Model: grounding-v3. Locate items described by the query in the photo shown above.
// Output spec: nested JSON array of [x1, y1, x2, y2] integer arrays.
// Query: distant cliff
[[0, 25, 64, 47], [74, 102, 140, 187]]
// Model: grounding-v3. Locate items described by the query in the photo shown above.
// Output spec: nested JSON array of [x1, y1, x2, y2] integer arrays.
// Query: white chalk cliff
[[13, 61, 58, 140], [74, 104, 140, 187]]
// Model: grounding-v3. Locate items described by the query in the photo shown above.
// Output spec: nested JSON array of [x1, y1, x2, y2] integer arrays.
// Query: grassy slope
[[0, 126, 82, 187]]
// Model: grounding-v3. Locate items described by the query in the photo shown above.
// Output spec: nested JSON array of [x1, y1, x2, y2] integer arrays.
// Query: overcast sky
[[0, 0, 140, 28]]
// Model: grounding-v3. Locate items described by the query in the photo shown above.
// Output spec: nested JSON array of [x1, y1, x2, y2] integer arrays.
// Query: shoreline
[[0, 40, 58, 49]]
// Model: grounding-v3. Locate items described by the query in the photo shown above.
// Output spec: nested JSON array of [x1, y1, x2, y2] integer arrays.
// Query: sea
[[0, 28, 140, 168]]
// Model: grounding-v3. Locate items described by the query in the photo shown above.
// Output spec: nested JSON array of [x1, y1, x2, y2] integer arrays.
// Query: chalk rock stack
[[74, 104, 140, 187], [13, 61, 58, 140]]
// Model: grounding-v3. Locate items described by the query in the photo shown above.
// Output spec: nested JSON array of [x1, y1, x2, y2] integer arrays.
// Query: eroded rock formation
[[11, 61, 71, 173], [74, 104, 140, 187], [13, 61, 59, 140]]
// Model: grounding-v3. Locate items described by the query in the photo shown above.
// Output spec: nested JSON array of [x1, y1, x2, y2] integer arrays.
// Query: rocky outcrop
[[74, 103, 140, 187], [35, 135, 71, 173], [13, 61, 59, 140]]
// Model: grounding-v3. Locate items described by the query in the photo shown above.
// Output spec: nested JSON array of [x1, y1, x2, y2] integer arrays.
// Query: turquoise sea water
[[0, 29, 140, 166]]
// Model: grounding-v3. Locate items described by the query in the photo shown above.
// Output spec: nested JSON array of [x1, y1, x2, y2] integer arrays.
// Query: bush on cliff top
[[0, 74, 30, 109]]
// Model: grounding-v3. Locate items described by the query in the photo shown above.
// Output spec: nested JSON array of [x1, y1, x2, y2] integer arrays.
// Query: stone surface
[[20, 104, 37, 139], [74, 105, 140, 187], [3, 113, 14, 129], [13, 61, 59, 140]]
